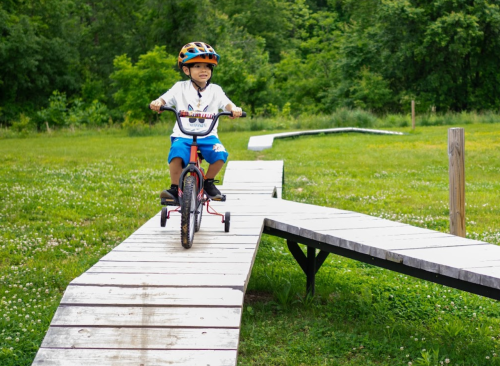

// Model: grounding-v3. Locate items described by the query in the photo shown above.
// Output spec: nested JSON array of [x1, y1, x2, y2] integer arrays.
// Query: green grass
[[1, 123, 500, 365]]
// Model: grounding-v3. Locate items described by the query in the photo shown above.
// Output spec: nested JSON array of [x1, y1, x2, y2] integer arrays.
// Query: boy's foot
[[204, 179, 222, 198], [160, 185, 179, 205]]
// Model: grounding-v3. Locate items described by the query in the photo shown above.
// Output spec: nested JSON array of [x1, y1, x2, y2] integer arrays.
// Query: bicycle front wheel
[[181, 175, 197, 249]]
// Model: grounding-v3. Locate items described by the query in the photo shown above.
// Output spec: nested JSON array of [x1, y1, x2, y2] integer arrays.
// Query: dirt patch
[[244, 289, 274, 304]]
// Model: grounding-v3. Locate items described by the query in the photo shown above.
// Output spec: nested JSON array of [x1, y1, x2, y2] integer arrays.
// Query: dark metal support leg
[[286, 240, 329, 296], [307, 246, 316, 296]]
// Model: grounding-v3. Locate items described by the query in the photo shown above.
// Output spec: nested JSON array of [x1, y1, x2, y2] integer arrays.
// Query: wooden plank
[[113, 244, 258, 251], [267, 216, 403, 232], [226, 160, 284, 170], [322, 231, 488, 258], [100, 251, 256, 263], [121, 235, 260, 244], [41, 327, 240, 350], [88, 261, 250, 275], [71, 272, 248, 288], [126, 229, 264, 238], [113, 241, 259, 250], [51, 306, 241, 328], [60, 286, 244, 307], [33, 349, 237, 366], [393, 244, 500, 277], [223, 172, 283, 184], [459, 266, 500, 289], [112, 242, 258, 252]]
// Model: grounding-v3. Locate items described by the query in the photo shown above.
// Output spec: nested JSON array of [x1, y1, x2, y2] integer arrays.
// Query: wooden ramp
[[32, 161, 283, 366], [34, 159, 500, 365]]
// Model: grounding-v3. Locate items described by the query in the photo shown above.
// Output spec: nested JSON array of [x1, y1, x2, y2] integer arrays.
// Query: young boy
[[150, 42, 243, 203]]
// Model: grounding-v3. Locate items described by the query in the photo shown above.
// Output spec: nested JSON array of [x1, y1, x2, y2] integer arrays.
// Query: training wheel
[[160, 207, 168, 227], [224, 211, 230, 232]]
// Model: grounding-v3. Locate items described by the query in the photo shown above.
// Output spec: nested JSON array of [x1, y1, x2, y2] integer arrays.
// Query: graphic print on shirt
[[188, 104, 209, 124]]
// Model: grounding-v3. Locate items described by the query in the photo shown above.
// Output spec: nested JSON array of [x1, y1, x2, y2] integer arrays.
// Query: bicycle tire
[[181, 175, 197, 249]]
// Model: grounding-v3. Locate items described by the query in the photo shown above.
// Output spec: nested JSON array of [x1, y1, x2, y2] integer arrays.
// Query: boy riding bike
[[150, 42, 243, 203]]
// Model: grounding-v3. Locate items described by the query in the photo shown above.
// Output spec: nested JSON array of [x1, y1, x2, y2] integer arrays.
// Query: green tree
[[271, 9, 341, 114], [110, 46, 180, 124], [0, 0, 81, 125]]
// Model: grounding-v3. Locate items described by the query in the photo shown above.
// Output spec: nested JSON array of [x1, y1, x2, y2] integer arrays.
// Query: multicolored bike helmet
[[178, 42, 220, 68]]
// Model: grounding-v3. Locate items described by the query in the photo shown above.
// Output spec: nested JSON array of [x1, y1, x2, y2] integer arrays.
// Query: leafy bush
[[67, 99, 110, 127], [36, 91, 68, 130], [110, 46, 180, 124], [10, 114, 35, 135]]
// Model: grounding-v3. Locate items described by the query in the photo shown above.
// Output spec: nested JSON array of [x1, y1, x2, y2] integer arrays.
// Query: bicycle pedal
[[161, 197, 179, 206], [210, 194, 226, 202]]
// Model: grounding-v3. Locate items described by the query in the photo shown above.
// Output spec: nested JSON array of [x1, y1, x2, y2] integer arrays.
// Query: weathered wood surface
[[34, 349, 237, 366], [33, 161, 282, 366], [448, 127, 466, 237], [247, 128, 404, 151], [51, 306, 241, 328], [60, 286, 244, 307], [33, 159, 500, 366], [260, 198, 498, 292]]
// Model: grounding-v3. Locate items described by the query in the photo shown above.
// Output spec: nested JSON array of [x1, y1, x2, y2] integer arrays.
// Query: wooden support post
[[286, 240, 330, 296], [306, 246, 316, 296], [448, 128, 465, 237], [411, 100, 415, 130]]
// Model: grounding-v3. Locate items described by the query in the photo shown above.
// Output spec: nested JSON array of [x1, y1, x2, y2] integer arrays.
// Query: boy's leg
[[205, 160, 224, 179], [204, 160, 224, 198], [169, 157, 183, 185], [198, 136, 228, 198], [160, 138, 190, 203], [159, 157, 183, 202]]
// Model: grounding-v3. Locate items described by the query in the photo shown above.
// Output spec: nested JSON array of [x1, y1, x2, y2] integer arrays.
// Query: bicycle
[[157, 106, 246, 249]]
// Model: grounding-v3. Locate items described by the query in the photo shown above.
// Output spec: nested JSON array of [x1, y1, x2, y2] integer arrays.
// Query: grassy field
[[1, 123, 500, 365]]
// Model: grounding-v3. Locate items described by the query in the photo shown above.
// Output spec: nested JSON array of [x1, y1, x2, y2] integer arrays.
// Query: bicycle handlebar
[[157, 106, 246, 137]]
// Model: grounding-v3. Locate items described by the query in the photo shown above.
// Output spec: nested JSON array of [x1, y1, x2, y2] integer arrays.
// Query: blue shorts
[[168, 136, 229, 167]]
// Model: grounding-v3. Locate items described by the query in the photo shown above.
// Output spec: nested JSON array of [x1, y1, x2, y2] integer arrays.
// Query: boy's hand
[[230, 106, 243, 119], [150, 98, 165, 113]]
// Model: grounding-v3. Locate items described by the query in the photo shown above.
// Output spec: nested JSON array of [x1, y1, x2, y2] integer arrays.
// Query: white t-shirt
[[160, 80, 233, 138]]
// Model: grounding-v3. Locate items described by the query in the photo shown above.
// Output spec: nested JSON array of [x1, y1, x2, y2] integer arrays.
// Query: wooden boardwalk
[[32, 161, 283, 366], [33, 159, 500, 365], [247, 128, 404, 151]]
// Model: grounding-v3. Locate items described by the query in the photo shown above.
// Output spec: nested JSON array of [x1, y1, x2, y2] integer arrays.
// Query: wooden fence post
[[411, 100, 415, 130], [448, 128, 465, 237]]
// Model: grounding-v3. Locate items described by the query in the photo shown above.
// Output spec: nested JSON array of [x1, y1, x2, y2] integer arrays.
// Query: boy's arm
[[225, 103, 243, 118]]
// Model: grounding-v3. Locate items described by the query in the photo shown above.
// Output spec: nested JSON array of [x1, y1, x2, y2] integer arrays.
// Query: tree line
[[1, 0, 499, 129]]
